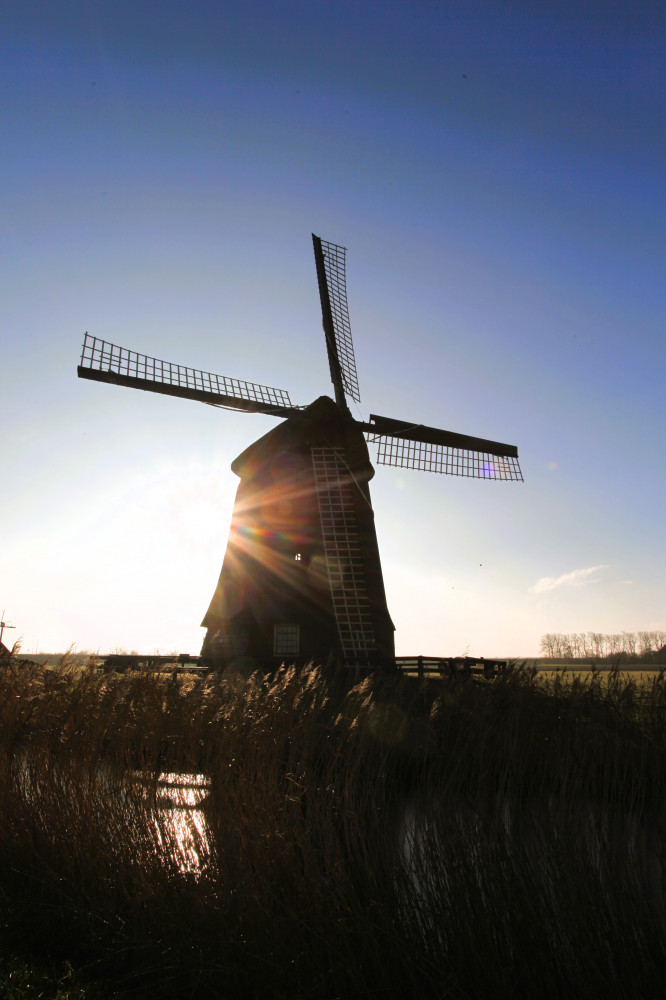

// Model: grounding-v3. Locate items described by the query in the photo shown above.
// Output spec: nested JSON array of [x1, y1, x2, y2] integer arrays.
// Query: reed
[[0, 658, 664, 998]]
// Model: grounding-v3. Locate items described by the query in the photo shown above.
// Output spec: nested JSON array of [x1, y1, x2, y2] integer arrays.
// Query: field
[[0, 657, 665, 998], [534, 666, 666, 686]]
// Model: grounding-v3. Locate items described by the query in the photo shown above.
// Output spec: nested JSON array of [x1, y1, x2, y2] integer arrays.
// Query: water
[[137, 771, 211, 875], [398, 794, 666, 937], [12, 753, 212, 877]]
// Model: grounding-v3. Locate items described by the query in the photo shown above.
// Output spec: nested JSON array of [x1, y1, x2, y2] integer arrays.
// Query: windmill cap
[[230, 396, 374, 481]]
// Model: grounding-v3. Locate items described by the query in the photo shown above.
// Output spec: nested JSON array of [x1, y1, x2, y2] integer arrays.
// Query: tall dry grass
[[0, 658, 664, 998]]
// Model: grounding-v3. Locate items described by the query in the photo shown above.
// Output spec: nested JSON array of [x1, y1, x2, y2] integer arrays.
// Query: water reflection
[[150, 772, 211, 875], [399, 795, 666, 937]]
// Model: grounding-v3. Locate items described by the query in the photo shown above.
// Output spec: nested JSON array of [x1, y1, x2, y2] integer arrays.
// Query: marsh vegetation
[[1, 658, 665, 998]]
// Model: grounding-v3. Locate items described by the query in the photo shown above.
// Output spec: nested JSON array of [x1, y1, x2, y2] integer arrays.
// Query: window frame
[[273, 623, 300, 657]]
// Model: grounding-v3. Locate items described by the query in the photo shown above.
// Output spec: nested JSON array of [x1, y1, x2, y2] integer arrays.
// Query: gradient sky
[[2, 0, 664, 657]]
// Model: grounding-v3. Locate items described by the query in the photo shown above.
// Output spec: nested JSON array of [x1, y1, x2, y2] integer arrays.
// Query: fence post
[[417, 655, 424, 678]]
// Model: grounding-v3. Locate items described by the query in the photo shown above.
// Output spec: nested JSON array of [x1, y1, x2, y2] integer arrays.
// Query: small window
[[274, 624, 300, 656], [294, 552, 302, 561]]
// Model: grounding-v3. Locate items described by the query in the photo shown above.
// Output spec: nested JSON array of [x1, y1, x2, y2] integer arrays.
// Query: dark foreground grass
[[0, 658, 665, 999]]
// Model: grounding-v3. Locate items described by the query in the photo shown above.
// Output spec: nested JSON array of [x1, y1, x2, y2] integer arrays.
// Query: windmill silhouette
[[78, 235, 523, 670]]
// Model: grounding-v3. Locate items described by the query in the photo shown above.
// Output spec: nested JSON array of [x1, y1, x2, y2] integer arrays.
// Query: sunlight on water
[[154, 773, 211, 874], [18, 755, 214, 878]]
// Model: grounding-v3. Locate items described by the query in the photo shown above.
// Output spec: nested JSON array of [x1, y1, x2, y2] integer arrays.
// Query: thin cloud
[[530, 565, 609, 595]]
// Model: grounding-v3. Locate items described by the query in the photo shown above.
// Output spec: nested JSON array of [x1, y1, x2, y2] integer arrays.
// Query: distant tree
[[607, 634, 623, 655], [539, 634, 556, 657], [577, 633, 591, 657], [541, 630, 664, 661], [589, 632, 605, 658], [561, 634, 575, 659], [621, 632, 637, 656]]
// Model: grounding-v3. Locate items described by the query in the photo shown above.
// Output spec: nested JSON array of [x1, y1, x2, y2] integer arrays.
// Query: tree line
[[539, 631, 666, 659]]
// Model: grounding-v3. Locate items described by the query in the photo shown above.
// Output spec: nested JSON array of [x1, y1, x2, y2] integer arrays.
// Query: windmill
[[77, 235, 523, 671], [0, 612, 16, 655]]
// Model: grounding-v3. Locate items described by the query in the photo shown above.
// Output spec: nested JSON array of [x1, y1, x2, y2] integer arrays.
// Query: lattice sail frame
[[79, 333, 293, 410], [318, 239, 361, 403], [366, 433, 524, 481], [311, 446, 376, 667]]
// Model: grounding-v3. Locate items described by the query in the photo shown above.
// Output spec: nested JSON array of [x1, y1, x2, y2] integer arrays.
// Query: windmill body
[[77, 235, 523, 669], [200, 395, 395, 670]]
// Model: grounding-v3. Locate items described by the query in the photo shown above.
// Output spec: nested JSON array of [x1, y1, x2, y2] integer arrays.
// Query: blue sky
[[2, 0, 664, 656]]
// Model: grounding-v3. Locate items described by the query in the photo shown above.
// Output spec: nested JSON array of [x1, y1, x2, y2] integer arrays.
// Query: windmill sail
[[312, 235, 361, 405], [363, 413, 523, 481], [77, 333, 295, 415], [311, 446, 377, 666]]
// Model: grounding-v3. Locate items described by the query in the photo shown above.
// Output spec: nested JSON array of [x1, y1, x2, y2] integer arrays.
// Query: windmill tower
[[77, 235, 523, 670]]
